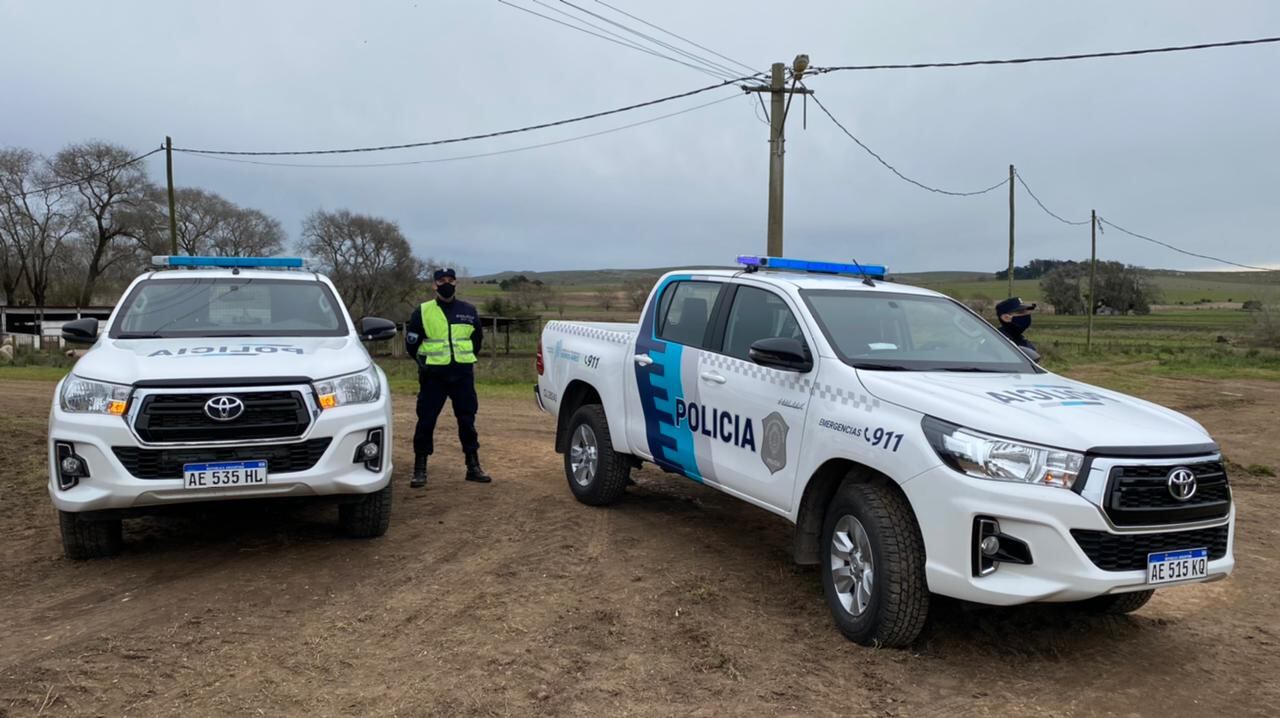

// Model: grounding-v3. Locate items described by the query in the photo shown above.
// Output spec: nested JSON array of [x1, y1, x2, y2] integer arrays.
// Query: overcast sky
[[2, 0, 1278, 275]]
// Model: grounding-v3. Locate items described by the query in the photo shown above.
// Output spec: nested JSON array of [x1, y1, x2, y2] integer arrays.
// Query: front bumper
[[47, 393, 393, 514], [902, 464, 1235, 605]]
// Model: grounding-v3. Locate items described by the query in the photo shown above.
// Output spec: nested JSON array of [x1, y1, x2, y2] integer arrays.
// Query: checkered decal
[[546, 321, 633, 345], [698, 352, 813, 394], [813, 382, 880, 412]]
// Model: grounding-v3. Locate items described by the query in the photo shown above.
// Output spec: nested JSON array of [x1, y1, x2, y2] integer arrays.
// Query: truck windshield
[[110, 278, 348, 339], [801, 290, 1037, 373]]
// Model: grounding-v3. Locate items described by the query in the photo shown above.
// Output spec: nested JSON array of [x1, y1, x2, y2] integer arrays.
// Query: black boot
[[410, 455, 428, 489], [464, 453, 492, 483]]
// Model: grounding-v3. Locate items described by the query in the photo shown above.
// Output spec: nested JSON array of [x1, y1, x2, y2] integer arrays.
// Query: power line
[[810, 95, 1009, 197], [176, 94, 740, 168], [815, 35, 1280, 73], [590, 0, 758, 75], [497, 0, 730, 81], [1014, 171, 1091, 225], [1097, 217, 1275, 272], [0, 147, 163, 202], [173, 76, 752, 157], [557, 0, 743, 80]]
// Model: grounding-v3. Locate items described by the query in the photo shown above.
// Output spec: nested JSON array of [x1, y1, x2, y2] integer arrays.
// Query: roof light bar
[[151, 256, 308, 269], [737, 255, 887, 279]]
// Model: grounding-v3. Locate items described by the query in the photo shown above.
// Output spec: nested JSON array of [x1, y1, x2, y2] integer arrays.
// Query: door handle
[[633, 354, 654, 367], [699, 371, 727, 385]]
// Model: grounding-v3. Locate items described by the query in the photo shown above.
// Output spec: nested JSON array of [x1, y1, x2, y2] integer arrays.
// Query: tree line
[[996, 259, 1159, 315], [0, 141, 453, 321]]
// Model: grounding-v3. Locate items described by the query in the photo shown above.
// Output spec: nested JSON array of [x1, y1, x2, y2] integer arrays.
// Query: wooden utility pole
[[744, 56, 812, 256], [1087, 209, 1098, 350], [165, 136, 178, 255], [1007, 164, 1015, 297], [766, 62, 786, 256]]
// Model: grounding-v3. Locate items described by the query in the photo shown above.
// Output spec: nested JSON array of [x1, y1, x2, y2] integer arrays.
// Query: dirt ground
[[1, 376, 1277, 718]]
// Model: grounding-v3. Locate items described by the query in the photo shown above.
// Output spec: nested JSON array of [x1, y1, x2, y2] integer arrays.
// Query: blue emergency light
[[737, 255, 887, 279], [151, 256, 308, 269]]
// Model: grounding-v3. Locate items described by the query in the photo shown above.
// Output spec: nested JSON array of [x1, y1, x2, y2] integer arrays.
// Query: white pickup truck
[[48, 256, 397, 559], [535, 255, 1234, 647]]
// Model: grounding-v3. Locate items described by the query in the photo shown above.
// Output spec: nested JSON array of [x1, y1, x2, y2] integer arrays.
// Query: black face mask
[[436, 283, 456, 300], [1011, 315, 1032, 331]]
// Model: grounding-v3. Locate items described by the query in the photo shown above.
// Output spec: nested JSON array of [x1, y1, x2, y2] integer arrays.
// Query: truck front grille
[[1071, 525, 1229, 572], [113, 439, 332, 480], [134, 390, 311, 443], [1103, 461, 1231, 527]]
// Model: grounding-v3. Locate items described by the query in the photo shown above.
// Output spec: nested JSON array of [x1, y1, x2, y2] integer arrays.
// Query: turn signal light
[[318, 394, 337, 410], [107, 400, 128, 416]]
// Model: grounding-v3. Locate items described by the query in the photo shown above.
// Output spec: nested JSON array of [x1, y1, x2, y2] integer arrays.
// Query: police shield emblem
[[761, 411, 789, 474]]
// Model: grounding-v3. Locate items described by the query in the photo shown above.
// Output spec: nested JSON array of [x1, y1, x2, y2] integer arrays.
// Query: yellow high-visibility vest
[[417, 300, 476, 365]]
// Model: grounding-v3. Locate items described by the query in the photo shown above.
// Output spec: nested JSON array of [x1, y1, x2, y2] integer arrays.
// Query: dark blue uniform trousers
[[414, 368, 480, 456]]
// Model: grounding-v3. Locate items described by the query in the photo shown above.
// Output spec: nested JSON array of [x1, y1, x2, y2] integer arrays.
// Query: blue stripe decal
[[633, 274, 701, 481]]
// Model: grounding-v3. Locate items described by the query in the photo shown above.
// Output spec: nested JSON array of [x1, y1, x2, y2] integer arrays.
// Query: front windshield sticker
[[146, 343, 306, 358], [987, 384, 1109, 407]]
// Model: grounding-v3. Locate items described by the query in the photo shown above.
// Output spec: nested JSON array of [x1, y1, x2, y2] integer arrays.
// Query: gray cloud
[[3, 0, 1277, 274]]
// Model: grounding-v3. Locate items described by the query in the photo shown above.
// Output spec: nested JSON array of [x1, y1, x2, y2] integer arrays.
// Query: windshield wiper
[[115, 333, 166, 339], [939, 367, 1012, 373], [851, 362, 913, 371]]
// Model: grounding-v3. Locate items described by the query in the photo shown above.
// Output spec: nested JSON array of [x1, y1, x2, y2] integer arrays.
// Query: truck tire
[[564, 404, 629, 506], [820, 479, 929, 647], [339, 482, 393, 538], [58, 511, 123, 560], [1079, 590, 1154, 615]]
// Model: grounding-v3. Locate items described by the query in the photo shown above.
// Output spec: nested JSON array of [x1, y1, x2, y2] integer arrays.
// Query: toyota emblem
[[1166, 467, 1197, 501], [204, 395, 245, 422]]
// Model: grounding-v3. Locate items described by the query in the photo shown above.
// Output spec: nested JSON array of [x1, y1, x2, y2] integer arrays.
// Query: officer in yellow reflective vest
[[403, 268, 492, 488]]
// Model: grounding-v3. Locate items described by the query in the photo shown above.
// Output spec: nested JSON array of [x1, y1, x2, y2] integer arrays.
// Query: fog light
[[980, 535, 1000, 557], [55, 441, 89, 491], [352, 428, 384, 472], [61, 457, 83, 475]]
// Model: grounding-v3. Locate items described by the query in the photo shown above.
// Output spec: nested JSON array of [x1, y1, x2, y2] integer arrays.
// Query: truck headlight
[[60, 376, 130, 415], [314, 366, 381, 409], [922, 417, 1083, 490]]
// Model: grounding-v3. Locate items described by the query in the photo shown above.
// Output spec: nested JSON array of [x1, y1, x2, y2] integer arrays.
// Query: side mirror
[[359, 317, 397, 342], [1020, 346, 1042, 363], [748, 337, 812, 373], [61, 318, 99, 345]]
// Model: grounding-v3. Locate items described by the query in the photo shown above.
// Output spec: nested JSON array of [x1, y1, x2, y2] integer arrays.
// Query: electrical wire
[[814, 35, 1280, 73], [590, 0, 758, 75], [0, 147, 163, 202], [557, 0, 742, 80], [173, 76, 753, 156], [1015, 171, 1092, 225], [175, 94, 740, 168], [810, 95, 1009, 197], [1097, 217, 1275, 272], [498, 0, 730, 81]]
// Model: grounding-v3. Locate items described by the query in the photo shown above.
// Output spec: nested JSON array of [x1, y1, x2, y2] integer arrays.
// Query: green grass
[[0, 365, 71, 382]]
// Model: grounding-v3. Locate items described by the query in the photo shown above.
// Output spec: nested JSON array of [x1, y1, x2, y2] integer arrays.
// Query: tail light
[[536, 339, 545, 375]]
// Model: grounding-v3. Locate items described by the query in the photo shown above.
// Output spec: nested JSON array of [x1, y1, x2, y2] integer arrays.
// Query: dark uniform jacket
[[998, 323, 1035, 351], [404, 299, 484, 375]]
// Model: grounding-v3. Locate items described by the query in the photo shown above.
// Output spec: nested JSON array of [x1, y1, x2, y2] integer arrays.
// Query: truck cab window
[[723, 286, 803, 360], [656, 281, 721, 348]]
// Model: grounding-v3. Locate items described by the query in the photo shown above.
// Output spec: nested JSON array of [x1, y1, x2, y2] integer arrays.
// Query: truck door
[[626, 276, 726, 478], [693, 284, 813, 513]]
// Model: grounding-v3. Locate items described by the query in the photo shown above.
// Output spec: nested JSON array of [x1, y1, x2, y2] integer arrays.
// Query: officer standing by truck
[[404, 268, 493, 488], [995, 296, 1038, 351]]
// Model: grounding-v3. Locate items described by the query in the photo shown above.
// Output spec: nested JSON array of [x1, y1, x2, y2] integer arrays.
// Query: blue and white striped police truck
[[535, 255, 1235, 647], [48, 256, 398, 558]]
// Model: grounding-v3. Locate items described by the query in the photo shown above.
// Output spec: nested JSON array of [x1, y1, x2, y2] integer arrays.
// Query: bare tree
[[210, 206, 284, 257], [595, 287, 616, 312], [0, 149, 76, 306], [624, 279, 652, 311], [300, 209, 425, 319], [51, 142, 155, 306]]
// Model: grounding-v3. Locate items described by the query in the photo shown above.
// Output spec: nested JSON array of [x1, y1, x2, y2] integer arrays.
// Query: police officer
[[404, 268, 492, 488], [995, 296, 1037, 351]]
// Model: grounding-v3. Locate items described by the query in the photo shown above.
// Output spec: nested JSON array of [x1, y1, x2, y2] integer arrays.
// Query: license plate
[[1147, 547, 1209, 585], [182, 460, 268, 489]]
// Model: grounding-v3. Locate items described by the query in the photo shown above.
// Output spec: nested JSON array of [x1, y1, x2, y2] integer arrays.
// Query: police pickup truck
[[49, 256, 397, 559], [535, 255, 1234, 647]]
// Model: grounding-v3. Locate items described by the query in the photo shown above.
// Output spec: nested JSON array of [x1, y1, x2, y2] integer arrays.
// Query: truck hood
[[73, 337, 370, 385], [856, 370, 1212, 452]]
